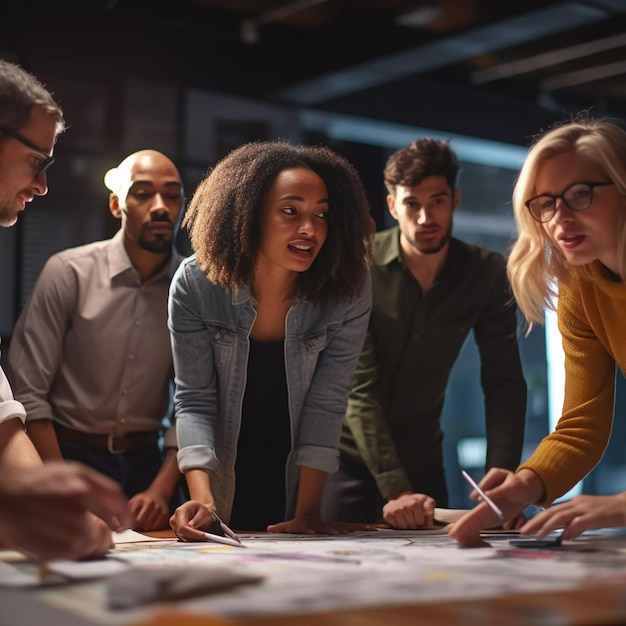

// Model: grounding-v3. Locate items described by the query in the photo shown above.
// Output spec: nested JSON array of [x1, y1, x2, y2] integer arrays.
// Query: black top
[[230, 338, 291, 531]]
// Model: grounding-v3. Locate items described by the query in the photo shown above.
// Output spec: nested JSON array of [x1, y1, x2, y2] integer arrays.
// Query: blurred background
[[2, 0, 626, 507]]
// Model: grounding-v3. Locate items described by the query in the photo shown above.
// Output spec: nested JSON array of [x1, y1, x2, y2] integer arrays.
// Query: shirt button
[[135, 320, 141, 327], [122, 388, 128, 396], [129, 353, 135, 360]]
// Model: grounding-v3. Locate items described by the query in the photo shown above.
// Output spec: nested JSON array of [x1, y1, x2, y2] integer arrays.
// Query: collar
[[588, 260, 626, 299], [376, 227, 467, 277], [107, 229, 181, 281], [108, 230, 134, 279], [232, 283, 252, 305]]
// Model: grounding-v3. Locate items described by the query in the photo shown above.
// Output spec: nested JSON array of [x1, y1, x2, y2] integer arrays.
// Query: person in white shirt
[[0, 58, 130, 561]]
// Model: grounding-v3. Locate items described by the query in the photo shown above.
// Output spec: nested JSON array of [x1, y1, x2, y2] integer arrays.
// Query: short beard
[[415, 230, 451, 255], [406, 222, 452, 255], [138, 235, 173, 254]]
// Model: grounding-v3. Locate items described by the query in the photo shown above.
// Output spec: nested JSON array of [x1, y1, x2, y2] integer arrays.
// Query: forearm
[[184, 468, 215, 508], [25, 419, 64, 461], [480, 350, 526, 470], [0, 420, 42, 469], [344, 331, 410, 497], [515, 468, 546, 504], [295, 465, 327, 517], [485, 405, 526, 471], [344, 407, 411, 499], [145, 449, 182, 500]]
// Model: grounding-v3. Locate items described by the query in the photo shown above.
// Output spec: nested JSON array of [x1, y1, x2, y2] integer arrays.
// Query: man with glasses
[[0, 125, 55, 175], [0, 58, 131, 560], [322, 138, 527, 527], [0, 72, 59, 226]]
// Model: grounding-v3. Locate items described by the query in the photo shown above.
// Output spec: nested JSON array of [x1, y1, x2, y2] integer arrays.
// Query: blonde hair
[[507, 117, 626, 331]]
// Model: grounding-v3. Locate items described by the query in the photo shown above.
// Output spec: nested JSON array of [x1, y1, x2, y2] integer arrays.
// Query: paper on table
[[0, 562, 40, 587], [113, 529, 176, 544], [433, 508, 469, 525], [46, 558, 130, 580]]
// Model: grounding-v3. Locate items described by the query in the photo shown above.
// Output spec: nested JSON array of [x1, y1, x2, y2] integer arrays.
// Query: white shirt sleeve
[[0, 365, 26, 425]]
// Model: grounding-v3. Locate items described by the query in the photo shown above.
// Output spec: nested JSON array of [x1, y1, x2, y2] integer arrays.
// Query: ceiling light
[[395, 2, 441, 27]]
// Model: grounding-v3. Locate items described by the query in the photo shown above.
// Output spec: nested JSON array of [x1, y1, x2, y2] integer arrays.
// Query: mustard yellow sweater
[[518, 260, 626, 505]]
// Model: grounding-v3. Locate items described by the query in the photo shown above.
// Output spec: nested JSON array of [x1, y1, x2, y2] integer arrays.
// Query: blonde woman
[[450, 117, 626, 546]]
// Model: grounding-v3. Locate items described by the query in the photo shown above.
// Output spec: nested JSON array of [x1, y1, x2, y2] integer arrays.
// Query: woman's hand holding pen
[[169, 500, 217, 541], [449, 468, 544, 546]]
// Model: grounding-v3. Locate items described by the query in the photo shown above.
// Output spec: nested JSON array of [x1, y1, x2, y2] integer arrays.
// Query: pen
[[461, 470, 504, 520], [203, 531, 246, 547], [207, 508, 245, 546]]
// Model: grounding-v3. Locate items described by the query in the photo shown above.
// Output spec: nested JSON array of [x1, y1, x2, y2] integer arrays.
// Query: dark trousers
[[58, 441, 187, 511]]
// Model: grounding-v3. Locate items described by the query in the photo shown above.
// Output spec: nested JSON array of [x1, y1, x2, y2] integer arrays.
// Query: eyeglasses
[[0, 124, 55, 177], [525, 181, 614, 223]]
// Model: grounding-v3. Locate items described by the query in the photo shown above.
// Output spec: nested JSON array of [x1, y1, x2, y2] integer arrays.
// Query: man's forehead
[[398, 179, 451, 197], [126, 156, 158, 179], [128, 177, 182, 189]]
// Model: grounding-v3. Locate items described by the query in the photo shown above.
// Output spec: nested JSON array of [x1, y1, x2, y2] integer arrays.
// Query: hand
[[129, 491, 170, 531], [0, 461, 130, 561], [449, 468, 542, 547], [267, 514, 377, 535], [79, 513, 117, 560], [169, 500, 216, 541], [382, 492, 437, 529], [520, 493, 626, 541]]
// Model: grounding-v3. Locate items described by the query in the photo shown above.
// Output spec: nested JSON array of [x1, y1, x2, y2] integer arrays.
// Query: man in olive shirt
[[322, 138, 527, 527]]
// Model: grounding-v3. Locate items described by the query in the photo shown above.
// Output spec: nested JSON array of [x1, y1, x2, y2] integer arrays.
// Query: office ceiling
[[182, 0, 626, 105], [118, 0, 626, 140], [7, 0, 626, 145]]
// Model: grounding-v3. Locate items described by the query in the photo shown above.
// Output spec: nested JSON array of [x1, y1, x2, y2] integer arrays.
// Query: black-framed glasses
[[0, 124, 55, 177], [525, 181, 614, 223]]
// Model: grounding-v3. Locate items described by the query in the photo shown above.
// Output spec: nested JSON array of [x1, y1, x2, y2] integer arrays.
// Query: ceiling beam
[[470, 32, 626, 84], [270, 2, 612, 105], [541, 59, 626, 91]]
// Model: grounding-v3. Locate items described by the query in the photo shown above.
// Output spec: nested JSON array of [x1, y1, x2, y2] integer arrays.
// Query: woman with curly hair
[[450, 117, 626, 546], [169, 140, 375, 537]]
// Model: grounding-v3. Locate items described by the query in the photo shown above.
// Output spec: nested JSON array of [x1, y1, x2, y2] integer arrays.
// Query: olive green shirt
[[340, 227, 527, 500]]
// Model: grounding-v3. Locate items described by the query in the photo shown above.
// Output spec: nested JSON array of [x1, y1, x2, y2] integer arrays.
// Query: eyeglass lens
[[527, 182, 612, 222], [0, 125, 55, 177]]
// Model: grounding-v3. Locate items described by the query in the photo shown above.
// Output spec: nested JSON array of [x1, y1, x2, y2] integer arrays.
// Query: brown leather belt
[[54, 423, 160, 454]]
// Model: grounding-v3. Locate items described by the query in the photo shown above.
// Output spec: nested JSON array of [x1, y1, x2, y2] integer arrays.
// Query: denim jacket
[[168, 254, 372, 523]]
